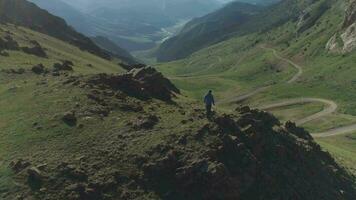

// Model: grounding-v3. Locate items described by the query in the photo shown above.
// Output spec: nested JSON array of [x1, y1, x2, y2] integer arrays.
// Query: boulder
[[53, 61, 73, 72], [21, 46, 47, 58], [285, 121, 312, 140], [27, 167, 44, 190], [62, 111, 77, 126], [9, 159, 31, 173], [134, 115, 159, 130], [0, 36, 19, 50], [31, 64, 46, 74]]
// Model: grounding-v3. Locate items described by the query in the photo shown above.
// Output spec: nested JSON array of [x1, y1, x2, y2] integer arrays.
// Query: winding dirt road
[[261, 47, 303, 84], [258, 98, 337, 126], [222, 47, 356, 137]]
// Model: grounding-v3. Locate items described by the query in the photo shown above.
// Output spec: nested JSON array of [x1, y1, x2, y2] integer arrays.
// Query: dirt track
[[222, 47, 356, 137]]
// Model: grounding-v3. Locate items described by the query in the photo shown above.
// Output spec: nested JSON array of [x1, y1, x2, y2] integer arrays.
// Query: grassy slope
[[0, 24, 127, 194], [0, 24, 124, 74], [157, 0, 356, 173]]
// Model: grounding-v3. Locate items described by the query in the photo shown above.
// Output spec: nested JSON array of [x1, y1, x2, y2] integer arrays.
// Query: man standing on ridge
[[204, 90, 215, 118]]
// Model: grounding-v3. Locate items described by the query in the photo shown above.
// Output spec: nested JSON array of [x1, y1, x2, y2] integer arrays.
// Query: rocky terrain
[[0, 0, 356, 200], [326, 0, 356, 53], [2, 66, 355, 199]]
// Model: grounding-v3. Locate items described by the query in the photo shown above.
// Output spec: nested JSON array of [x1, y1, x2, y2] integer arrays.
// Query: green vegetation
[[156, 0, 356, 175], [0, 0, 355, 198], [0, 24, 124, 74]]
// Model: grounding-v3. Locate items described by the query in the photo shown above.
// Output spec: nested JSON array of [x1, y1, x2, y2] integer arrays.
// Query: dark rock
[[53, 62, 73, 72], [57, 163, 88, 181], [21, 46, 47, 58], [134, 115, 159, 130], [236, 106, 251, 113], [143, 150, 179, 180], [27, 167, 43, 190], [85, 67, 180, 101], [285, 121, 312, 140], [119, 104, 143, 112], [31, 64, 46, 74], [62, 111, 77, 126], [9, 159, 31, 173], [88, 106, 110, 117], [0, 36, 19, 50], [0, 51, 9, 56]]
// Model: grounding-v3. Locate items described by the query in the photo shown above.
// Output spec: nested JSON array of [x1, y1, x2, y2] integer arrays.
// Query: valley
[[0, 0, 355, 199]]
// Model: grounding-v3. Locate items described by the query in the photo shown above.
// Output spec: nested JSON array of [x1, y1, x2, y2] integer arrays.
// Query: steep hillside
[[91, 36, 137, 65], [157, 0, 356, 174], [157, 0, 331, 61], [0, 0, 127, 61], [28, 0, 93, 34], [157, 2, 263, 61], [326, 0, 356, 53]]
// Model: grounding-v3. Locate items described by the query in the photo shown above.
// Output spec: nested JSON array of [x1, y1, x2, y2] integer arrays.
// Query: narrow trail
[[220, 47, 356, 138], [261, 47, 303, 84], [258, 98, 337, 126]]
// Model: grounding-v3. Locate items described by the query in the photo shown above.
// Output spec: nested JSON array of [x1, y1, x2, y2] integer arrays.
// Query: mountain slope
[[156, 0, 356, 174], [28, 0, 93, 34], [156, 0, 332, 61], [91, 36, 137, 64], [0, 0, 120, 61], [157, 2, 263, 61]]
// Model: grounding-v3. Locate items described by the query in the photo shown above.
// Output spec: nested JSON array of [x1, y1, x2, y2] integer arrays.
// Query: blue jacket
[[204, 93, 215, 106]]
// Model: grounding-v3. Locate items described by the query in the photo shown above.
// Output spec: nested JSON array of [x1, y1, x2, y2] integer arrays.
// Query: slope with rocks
[[1, 61, 356, 199], [326, 0, 356, 53], [0, 0, 134, 64], [156, 0, 356, 176]]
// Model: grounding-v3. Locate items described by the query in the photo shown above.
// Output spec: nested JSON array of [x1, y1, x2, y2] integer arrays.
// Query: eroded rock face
[[326, 0, 356, 53], [138, 110, 355, 200]]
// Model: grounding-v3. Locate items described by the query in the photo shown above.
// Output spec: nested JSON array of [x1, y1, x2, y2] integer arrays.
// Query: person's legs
[[206, 104, 212, 117]]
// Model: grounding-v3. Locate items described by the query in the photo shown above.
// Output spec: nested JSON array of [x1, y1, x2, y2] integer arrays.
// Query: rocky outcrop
[[53, 61, 74, 72], [31, 64, 47, 74], [0, 35, 19, 51], [7, 107, 356, 199], [84, 67, 180, 101], [139, 109, 356, 200], [326, 0, 356, 53]]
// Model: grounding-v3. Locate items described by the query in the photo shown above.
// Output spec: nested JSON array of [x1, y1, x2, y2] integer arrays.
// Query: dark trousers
[[206, 104, 212, 117]]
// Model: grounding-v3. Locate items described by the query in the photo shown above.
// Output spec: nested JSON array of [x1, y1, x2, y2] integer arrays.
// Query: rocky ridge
[[326, 0, 356, 53], [6, 99, 356, 199]]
